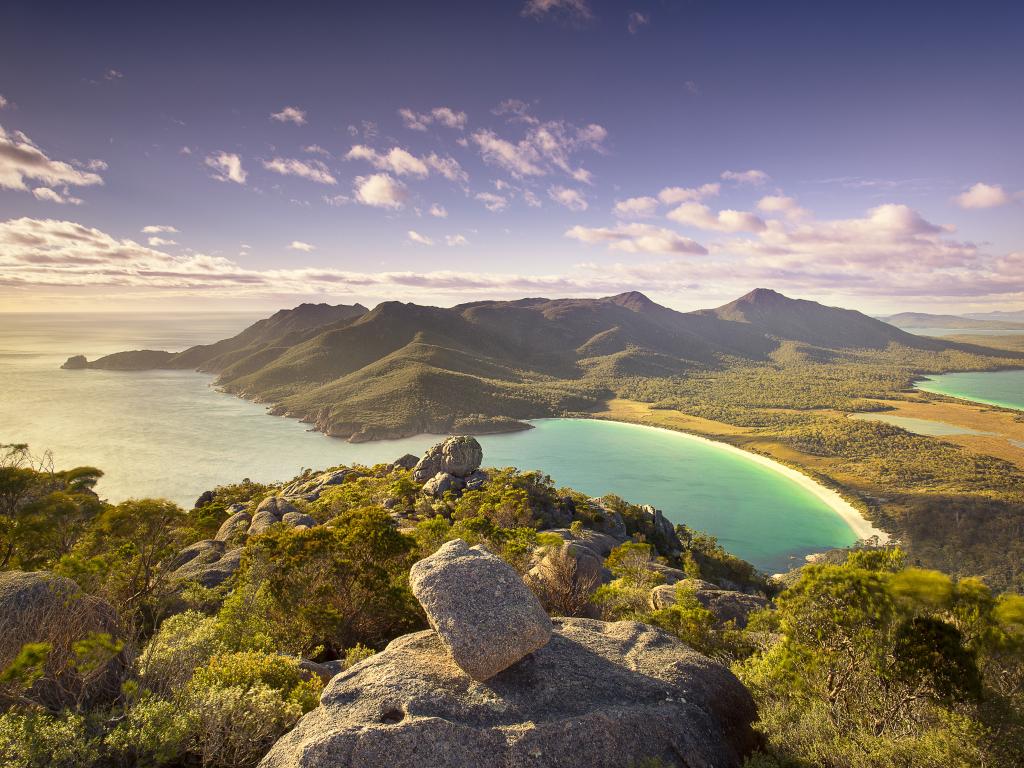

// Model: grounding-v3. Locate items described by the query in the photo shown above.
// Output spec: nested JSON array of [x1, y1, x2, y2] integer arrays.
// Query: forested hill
[[64, 289, 1020, 441]]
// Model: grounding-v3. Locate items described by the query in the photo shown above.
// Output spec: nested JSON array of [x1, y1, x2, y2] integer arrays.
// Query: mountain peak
[[736, 288, 790, 305], [606, 291, 660, 312]]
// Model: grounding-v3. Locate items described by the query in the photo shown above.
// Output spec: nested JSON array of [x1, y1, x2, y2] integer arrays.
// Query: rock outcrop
[[0, 571, 124, 709], [649, 581, 768, 628], [215, 511, 252, 542], [409, 539, 552, 681], [61, 354, 88, 369], [412, 436, 483, 483], [168, 540, 241, 589], [259, 618, 758, 768]]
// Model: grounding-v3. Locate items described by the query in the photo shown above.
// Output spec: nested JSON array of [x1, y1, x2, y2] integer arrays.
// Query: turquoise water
[[915, 371, 1024, 411], [0, 313, 860, 572], [908, 328, 1024, 337], [850, 413, 994, 437]]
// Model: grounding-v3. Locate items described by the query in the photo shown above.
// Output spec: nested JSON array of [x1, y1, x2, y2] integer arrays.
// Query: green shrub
[[0, 709, 100, 768]]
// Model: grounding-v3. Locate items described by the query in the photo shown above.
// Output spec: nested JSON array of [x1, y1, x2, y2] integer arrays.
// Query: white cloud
[[3, 213, 1019, 305], [446, 234, 468, 246], [147, 236, 176, 246], [303, 144, 331, 156], [287, 240, 315, 252], [0, 125, 104, 192], [348, 145, 428, 177], [566, 222, 707, 255], [0, 95, 7, 109], [657, 183, 719, 204], [322, 194, 349, 207], [667, 202, 766, 233], [628, 11, 650, 33], [262, 157, 337, 185], [492, 99, 538, 125], [954, 182, 1011, 209], [471, 118, 606, 182], [346, 145, 467, 184], [476, 192, 508, 212], [429, 203, 448, 218], [398, 106, 468, 131], [721, 169, 769, 185], [271, 106, 307, 125], [104, 69, 123, 81], [354, 173, 407, 209], [548, 185, 588, 211], [613, 196, 659, 218], [522, 189, 542, 208], [32, 187, 82, 205], [522, 0, 592, 20], [756, 195, 809, 221], [142, 224, 178, 233], [471, 130, 544, 178], [204, 152, 247, 184], [407, 230, 434, 246]]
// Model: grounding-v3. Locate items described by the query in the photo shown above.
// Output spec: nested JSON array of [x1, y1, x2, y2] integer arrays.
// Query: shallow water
[[850, 413, 994, 437], [915, 370, 1024, 411], [0, 312, 860, 572], [908, 328, 1024, 337]]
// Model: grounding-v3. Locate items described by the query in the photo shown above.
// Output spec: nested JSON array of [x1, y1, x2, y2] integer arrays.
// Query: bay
[[0, 312, 861, 572]]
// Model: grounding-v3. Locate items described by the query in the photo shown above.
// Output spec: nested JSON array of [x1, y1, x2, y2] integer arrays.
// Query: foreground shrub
[[0, 709, 100, 768]]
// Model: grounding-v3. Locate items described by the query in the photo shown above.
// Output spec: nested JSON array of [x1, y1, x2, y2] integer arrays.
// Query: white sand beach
[[608, 420, 891, 545]]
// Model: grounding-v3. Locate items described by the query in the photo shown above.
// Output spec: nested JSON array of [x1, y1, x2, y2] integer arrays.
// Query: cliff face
[[64, 290, 980, 441]]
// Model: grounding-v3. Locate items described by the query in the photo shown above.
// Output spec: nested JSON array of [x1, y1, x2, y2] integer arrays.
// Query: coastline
[[583, 415, 891, 546], [913, 374, 1024, 413]]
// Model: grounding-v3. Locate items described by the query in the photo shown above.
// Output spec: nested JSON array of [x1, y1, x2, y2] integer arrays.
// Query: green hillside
[[72, 289, 1023, 441]]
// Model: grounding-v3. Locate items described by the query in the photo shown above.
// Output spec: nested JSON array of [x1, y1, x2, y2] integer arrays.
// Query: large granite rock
[[412, 436, 483, 482], [390, 454, 420, 470], [422, 471, 458, 497], [259, 618, 758, 768], [409, 539, 552, 681], [168, 540, 241, 588], [215, 511, 252, 542], [0, 571, 124, 709]]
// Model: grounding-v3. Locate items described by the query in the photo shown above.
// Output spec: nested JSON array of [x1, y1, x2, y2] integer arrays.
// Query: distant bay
[[0, 312, 863, 572], [915, 371, 1024, 412]]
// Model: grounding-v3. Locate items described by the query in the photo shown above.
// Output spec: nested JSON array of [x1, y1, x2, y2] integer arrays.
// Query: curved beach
[[597, 418, 890, 545]]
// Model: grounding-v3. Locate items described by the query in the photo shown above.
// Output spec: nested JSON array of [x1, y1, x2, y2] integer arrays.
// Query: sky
[[0, 0, 1022, 315]]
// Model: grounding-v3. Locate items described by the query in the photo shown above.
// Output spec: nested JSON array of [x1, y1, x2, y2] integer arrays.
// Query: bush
[[188, 684, 303, 768], [189, 651, 320, 712], [241, 508, 421, 655], [0, 709, 100, 768]]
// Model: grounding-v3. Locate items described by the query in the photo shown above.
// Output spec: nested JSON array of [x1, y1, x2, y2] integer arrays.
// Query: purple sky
[[1, 0, 1021, 314]]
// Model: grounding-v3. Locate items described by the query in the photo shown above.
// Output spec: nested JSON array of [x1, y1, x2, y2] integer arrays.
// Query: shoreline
[[579, 415, 891, 546]]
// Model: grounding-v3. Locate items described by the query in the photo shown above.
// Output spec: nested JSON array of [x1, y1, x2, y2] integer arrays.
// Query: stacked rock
[[409, 538, 552, 680], [412, 436, 488, 497]]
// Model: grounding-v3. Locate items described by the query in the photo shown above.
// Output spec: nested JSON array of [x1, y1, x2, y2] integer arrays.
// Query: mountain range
[[63, 289, 981, 441]]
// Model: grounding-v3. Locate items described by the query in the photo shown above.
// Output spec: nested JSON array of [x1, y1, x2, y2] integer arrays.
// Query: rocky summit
[[259, 617, 758, 768], [409, 538, 553, 681]]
